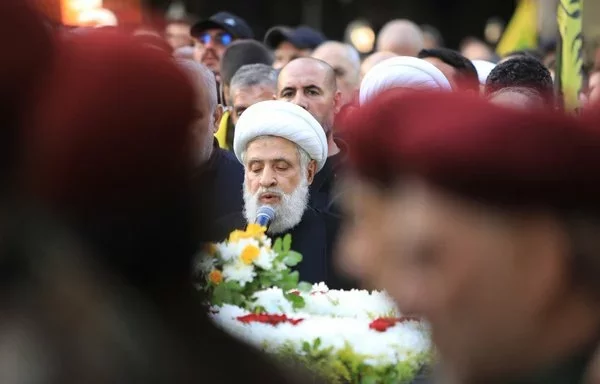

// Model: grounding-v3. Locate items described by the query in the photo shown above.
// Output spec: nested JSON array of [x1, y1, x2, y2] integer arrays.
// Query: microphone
[[255, 205, 276, 229]]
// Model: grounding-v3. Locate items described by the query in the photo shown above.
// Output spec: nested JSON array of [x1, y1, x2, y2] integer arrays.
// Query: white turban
[[233, 100, 328, 171], [359, 56, 451, 105], [472, 60, 496, 85]]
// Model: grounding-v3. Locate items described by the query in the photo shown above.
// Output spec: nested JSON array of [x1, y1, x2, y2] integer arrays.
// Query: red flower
[[237, 313, 304, 326], [369, 316, 420, 332], [288, 290, 301, 296]]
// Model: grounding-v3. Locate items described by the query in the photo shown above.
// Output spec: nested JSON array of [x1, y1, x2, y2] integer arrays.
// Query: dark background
[[143, 0, 515, 49]]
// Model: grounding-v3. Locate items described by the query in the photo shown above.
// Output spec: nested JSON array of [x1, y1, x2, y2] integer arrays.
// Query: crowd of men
[[4, 1, 600, 383], [154, 10, 584, 292]]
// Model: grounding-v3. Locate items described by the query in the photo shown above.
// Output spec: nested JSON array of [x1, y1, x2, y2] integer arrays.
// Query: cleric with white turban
[[472, 59, 496, 86], [234, 100, 327, 172], [359, 56, 451, 105], [215, 99, 346, 287]]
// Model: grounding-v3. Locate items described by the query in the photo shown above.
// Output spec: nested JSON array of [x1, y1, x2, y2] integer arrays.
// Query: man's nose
[[259, 167, 277, 187], [204, 38, 216, 49], [291, 94, 309, 111]]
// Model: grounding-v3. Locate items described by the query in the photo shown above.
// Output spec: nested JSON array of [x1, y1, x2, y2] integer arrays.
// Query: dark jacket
[[193, 141, 244, 241], [309, 138, 347, 213], [214, 207, 355, 289]]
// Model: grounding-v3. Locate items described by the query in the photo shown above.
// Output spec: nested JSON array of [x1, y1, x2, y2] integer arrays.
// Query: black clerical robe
[[213, 207, 354, 289]]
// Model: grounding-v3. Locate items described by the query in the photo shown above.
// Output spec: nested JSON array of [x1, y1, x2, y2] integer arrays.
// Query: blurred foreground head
[[338, 90, 600, 383], [26, 29, 197, 287], [0, 1, 54, 191]]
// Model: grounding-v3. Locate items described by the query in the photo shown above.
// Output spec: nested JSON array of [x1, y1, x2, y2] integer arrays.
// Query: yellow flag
[[557, 0, 584, 111], [496, 0, 538, 57]]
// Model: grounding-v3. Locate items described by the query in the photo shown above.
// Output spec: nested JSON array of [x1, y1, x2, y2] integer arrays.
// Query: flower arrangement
[[198, 226, 432, 383], [211, 284, 431, 384], [196, 223, 309, 310]]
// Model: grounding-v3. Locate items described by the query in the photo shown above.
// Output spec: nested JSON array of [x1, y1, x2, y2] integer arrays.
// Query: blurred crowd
[[4, 0, 600, 383]]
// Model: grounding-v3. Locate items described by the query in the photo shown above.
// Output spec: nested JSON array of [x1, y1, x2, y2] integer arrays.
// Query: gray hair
[[230, 64, 277, 100], [176, 59, 218, 113], [241, 135, 312, 175]]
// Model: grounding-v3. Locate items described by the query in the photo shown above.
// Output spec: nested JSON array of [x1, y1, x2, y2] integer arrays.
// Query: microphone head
[[256, 205, 276, 227]]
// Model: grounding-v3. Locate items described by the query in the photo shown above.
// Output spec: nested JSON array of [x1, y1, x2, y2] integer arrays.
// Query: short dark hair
[[485, 56, 554, 106], [220, 40, 273, 87], [501, 49, 544, 62], [418, 48, 479, 92]]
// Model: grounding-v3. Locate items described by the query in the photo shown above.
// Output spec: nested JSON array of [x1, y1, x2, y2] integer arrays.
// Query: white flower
[[230, 238, 260, 261], [222, 260, 256, 287], [216, 242, 237, 262], [210, 308, 431, 368], [195, 255, 215, 274], [251, 288, 293, 313], [253, 247, 277, 270]]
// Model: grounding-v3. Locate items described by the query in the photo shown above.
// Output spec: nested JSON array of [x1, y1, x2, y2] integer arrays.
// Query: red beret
[[0, 1, 54, 122], [341, 89, 600, 212], [26, 30, 195, 214]]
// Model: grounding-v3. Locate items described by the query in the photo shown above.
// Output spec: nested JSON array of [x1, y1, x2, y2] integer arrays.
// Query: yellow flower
[[240, 245, 260, 265], [228, 224, 266, 243], [245, 223, 267, 238], [203, 243, 218, 256], [209, 269, 223, 285], [228, 229, 246, 243]]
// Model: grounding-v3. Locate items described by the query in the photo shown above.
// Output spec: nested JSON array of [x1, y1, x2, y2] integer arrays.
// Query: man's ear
[[306, 159, 318, 185], [333, 90, 342, 114], [213, 105, 224, 134], [222, 84, 231, 106]]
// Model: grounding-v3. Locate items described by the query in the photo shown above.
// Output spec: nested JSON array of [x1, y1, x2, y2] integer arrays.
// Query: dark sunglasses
[[197, 32, 233, 46]]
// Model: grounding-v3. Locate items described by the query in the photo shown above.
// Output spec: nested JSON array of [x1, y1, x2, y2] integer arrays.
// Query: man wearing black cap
[[191, 11, 254, 80], [264, 26, 325, 70]]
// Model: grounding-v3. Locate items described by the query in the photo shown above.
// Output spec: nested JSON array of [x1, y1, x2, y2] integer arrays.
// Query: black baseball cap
[[264, 25, 326, 50], [191, 11, 254, 40]]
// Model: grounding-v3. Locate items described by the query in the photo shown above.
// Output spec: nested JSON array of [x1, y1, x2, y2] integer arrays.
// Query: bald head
[[360, 51, 397, 80], [312, 41, 360, 105], [277, 57, 341, 135], [278, 57, 337, 92], [376, 19, 424, 56]]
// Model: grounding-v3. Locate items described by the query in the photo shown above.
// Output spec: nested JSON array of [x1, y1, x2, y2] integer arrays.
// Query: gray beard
[[243, 178, 310, 235]]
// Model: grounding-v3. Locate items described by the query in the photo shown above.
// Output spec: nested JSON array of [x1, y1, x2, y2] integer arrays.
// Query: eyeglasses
[[197, 32, 233, 46]]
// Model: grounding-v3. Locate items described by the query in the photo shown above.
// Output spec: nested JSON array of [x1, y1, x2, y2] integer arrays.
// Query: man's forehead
[[246, 136, 298, 155], [279, 70, 327, 89]]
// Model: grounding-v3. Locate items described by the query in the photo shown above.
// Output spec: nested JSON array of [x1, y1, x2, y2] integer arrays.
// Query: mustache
[[255, 187, 284, 198]]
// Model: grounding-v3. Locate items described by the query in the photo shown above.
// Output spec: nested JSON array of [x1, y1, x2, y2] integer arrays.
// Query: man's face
[[231, 85, 276, 126], [273, 41, 311, 70], [312, 48, 359, 106], [490, 89, 545, 110], [589, 71, 600, 104], [190, 78, 218, 164], [277, 60, 340, 133], [423, 57, 458, 90], [243, 136, 316, 234], [337, 177, 564, 381], [165, 22, 192, 50], [193, 28, 233, 75]]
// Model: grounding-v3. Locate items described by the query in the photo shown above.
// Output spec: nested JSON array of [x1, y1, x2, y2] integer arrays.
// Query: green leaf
[[283, 251, 303, 267], [302, 341, 311, 354], [313, 338, 321, 349], [284, 292, 306, 309], [223, 280, 243, 291], [273, 237, 283, 253], [283, 233, 292, 252], [297, 281, 312, 292]]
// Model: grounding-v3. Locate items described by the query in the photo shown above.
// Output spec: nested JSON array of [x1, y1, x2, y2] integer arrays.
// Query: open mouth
[[259, 193, 281, 204]]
